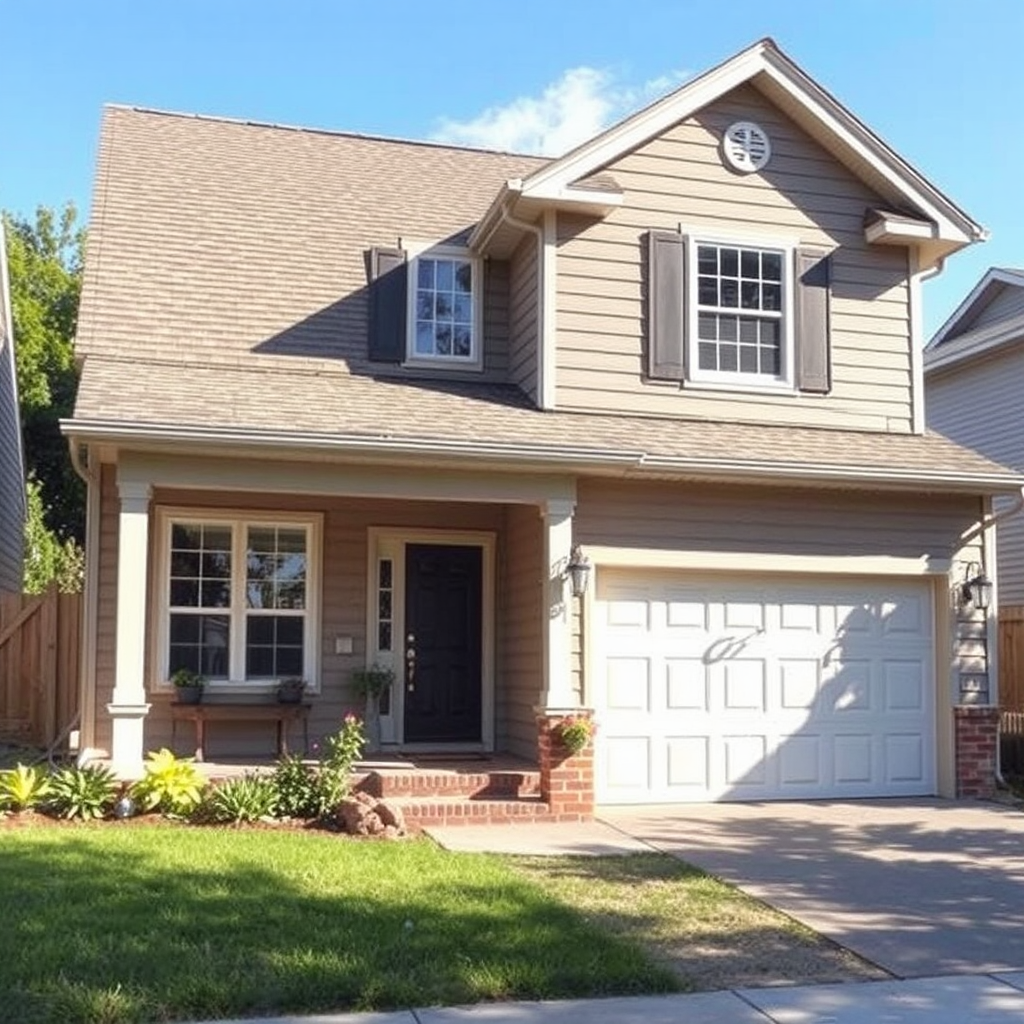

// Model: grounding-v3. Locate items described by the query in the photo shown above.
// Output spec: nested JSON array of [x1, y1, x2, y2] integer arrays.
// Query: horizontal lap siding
[[575, 478, 979, 560], [0, 345, 23, 594], [499, 504, 543, 758], [555, 84, 912, 432], [508, 235, 539, 402], [928, 350, 1024, 603]]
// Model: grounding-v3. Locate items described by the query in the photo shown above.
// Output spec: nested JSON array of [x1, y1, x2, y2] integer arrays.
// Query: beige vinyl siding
[[0, 336, 24, 594], [92, 473, 528, 758], [928, 349, 1024, 603], [508, 234, 539, 403], [555, 84, 913, 432], [498, 504, 543, 757], [962, 283, 1024, 334], [575, 476, 988, 705]]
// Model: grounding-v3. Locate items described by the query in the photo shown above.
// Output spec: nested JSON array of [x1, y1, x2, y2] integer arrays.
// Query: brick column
[[954, 706, 999, 799], [537, 710, 595, 821]]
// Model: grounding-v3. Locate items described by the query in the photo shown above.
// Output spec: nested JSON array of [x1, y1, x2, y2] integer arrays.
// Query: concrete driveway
[[602, 799, 1024, 978]]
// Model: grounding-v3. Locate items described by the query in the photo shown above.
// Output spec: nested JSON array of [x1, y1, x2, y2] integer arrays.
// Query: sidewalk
[[197, 971, 1024, 1024]]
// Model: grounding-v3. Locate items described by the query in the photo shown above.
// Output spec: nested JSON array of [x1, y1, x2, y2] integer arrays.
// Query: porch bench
[[170, 699, 311, 762]]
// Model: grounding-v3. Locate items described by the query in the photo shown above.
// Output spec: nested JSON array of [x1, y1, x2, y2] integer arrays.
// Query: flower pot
[[174, 685, 203, 705], [277, 680, 306, 704]]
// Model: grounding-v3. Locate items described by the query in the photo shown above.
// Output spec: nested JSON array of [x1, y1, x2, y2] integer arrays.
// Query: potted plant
[[351, 664, 394, 752], [557, 714, 595, 756], [170, 667, 205, 705], [276, 677, 307, 704]]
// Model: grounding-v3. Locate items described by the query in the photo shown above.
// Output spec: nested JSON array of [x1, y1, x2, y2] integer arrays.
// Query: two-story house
[[65, 39, 1022, 812]]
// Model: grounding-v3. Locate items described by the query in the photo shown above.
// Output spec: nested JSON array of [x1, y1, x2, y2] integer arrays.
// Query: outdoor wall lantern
[[566, 546, 592, 599], [960, 562, 993, 612]]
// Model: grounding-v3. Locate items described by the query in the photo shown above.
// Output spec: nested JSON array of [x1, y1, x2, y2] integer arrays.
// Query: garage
[[593, 568, 937, 803]]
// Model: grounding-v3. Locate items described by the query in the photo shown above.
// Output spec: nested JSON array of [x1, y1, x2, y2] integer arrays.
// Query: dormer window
[[405, 243, 482, 368]]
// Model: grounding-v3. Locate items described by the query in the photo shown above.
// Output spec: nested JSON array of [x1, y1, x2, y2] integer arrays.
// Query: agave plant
[[0, 763, 52, 812]]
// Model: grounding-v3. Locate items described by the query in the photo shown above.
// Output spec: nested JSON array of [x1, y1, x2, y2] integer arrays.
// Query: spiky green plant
[[48, 764, 119, 819], [205, 774, 278, 824], [0, 763, 52, 811]]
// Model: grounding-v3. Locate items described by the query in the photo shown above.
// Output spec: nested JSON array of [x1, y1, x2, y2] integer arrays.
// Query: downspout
[[496, 200, 547, 409], [69, 437, 100, 764], [956, 486, 1024, 790]]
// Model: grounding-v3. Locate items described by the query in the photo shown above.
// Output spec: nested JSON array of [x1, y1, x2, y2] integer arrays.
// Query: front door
[[403, 543, 483, 743]]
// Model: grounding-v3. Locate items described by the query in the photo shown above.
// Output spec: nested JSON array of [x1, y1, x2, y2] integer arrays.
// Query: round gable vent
[[722, 121, 771, 173]]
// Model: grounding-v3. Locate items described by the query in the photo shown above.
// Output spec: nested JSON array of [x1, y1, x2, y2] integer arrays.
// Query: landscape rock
[[336, 794, 407, 837]]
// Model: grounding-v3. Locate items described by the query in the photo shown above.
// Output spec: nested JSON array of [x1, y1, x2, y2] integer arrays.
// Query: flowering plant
[[557, 715, 595, 756]]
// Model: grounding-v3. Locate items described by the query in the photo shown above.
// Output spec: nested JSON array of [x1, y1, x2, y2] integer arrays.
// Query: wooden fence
[[998, 606, 1024, 711], [0, 590, 81, 748], [1001, 711, 1024, 776]]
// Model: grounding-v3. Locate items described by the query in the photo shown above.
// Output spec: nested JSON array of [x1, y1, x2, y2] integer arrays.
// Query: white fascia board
[[865, 217, 936, 245], [923, 314, 1024, 373], [518, 40, 982, 248], [61, 418, 1024, 495], [927, 268, 1024, 350]]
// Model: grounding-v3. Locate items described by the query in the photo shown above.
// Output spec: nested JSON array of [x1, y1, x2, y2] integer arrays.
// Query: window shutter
[[647, 231, 687, 381], [795, 250, 831, 394], [368, 246, 407, 363]]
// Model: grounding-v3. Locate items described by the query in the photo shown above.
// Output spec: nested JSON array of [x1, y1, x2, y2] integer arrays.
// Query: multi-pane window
[[164, 516, 316, 685], [695, 243, 785, 378], [413, 256, 475, 360]]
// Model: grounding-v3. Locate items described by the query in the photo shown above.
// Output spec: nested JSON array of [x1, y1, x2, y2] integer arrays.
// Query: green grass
[[0, 824, 679, 1024]]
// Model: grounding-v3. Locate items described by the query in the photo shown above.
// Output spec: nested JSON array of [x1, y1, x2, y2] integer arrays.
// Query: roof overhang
[[62, 418, 1024, 496], [926, 267, 1024, 352], [485, 38, 983, 270], [924, 311, 1024, 374]]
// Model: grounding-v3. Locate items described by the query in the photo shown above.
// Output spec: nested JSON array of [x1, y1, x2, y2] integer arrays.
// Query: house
[[0, 221, 26, 595], [925, 269, 1024, 612], [65, 38, 1023, 813]]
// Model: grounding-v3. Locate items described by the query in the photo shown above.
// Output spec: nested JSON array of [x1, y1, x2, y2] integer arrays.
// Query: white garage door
[[594, 570, 936, 803]]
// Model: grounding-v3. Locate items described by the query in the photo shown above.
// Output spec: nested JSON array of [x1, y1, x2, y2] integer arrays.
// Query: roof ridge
[[103, 103, 551, 162]]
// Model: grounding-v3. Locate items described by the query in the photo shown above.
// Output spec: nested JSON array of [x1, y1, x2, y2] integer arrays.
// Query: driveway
[[602, 799, 1024, 978]]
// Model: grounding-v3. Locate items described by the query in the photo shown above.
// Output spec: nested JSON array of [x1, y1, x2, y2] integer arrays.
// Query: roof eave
[[61, 418, 1024, 496]]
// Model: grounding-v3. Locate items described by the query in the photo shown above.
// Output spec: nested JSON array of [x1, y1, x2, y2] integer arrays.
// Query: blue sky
[[2, 0, 1021, 336]]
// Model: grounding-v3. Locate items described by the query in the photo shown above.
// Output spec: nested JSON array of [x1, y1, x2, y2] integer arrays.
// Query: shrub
[[48, 764, 119, 819], [130, 748, 206, 816], [557, 715, 595, 756], [205, 774, 278, 824], [0, 763, 52, 811], [313, 714, 367, 817], [271, 755, 319, 818]]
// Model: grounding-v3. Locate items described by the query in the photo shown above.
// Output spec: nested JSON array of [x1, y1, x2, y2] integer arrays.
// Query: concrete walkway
[[603, 799, 1024, 978], [196, 971, 1024, 1023]]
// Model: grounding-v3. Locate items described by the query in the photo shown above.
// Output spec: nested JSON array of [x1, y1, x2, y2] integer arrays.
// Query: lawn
[[0, 823, 679, 1024]]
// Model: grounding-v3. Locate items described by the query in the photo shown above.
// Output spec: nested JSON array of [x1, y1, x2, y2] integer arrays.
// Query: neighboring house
[[0, 221, 26, 595], [925, 269, 1024, 610], [65, 38, 1022, 807]]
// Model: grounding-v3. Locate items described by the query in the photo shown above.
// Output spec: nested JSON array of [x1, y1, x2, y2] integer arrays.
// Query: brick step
[[390, 794, 587, 827], [357, 769, 541, 800]]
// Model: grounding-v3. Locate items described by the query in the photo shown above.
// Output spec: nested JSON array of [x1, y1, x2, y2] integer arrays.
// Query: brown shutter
[[647, 231, 687, 381], [795, 250, 831, 394], [368, 246, 407, 363]]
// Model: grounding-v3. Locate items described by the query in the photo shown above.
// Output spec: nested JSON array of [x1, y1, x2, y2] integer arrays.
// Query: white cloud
[[431, 66, 690, 157]]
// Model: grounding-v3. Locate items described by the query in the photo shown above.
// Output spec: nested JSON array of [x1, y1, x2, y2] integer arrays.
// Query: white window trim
[[402, 239, 484, 372], [686, 232, 796, 392], [153, 507, 323, 695]]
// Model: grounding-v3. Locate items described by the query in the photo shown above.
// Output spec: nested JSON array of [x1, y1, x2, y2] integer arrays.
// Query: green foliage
[[48, 764, 118, 820], [3, 203, 85, 543], [271, 754, 319, 818], [169, 667, 205, 688], [0, 762, 52, 811], [557, 715, 596, 756], [350, 663, 394, 699], [129, 748, 206, 816], [23, 477, 84, 594], [205, 774, 278, 824], [313, 714, 367, 816]]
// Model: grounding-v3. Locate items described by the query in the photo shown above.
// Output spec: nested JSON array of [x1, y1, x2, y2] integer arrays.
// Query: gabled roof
[[924, 267, 1024, 374], [472, 38, 984, 268]]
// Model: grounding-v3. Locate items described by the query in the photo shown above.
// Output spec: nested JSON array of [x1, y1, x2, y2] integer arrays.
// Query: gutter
[[61, 418, 1024, 495]]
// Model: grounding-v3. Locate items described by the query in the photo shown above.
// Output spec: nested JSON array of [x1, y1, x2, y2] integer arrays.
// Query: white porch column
[[540, 498, 578, 710], [107, 479, 153, 772]]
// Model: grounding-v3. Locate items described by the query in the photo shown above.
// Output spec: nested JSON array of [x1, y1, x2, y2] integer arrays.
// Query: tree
[[23, 478, 84, 594], [3, 203, 85, 548]]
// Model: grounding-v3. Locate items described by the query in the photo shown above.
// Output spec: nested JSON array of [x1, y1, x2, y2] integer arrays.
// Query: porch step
[[357, 768, 541, 800], [390, 794, 587, 827]]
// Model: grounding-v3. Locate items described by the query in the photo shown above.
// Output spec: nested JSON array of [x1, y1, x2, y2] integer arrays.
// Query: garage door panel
[[595, 570, 935, 803]]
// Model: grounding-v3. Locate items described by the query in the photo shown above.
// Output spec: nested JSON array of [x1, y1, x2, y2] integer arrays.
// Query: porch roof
[[69, 355, 1024, 494]]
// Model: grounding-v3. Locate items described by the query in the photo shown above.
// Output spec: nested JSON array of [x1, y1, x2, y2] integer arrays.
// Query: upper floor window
[[691, 240, 789, 386], [406, 245, 482, 368]]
